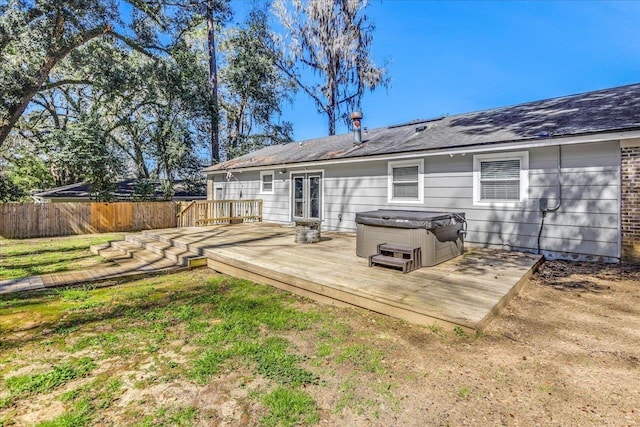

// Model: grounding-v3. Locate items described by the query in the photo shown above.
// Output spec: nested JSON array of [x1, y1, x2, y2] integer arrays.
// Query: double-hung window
[[388, 159, 424, 203], [473, 152, 528, 205], [260, 171, 274, 194]]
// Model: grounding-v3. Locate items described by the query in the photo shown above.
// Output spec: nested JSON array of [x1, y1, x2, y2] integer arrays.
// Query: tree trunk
[[207, 1, 220, 164], [328, 108, 335, 136], [327, 75, 336, 136]]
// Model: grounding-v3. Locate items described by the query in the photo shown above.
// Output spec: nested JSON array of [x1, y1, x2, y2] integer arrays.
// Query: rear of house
[[203, 83, 640, 263]]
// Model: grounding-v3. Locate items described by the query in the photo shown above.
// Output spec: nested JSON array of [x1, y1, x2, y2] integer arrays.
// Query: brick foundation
[[621, 146, 640, 262]]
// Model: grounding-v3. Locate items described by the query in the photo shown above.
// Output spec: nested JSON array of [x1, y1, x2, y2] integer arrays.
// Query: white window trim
[[387, 159, 424, 204], [473, 151, 529, 206], [260, 170, 274, 194]]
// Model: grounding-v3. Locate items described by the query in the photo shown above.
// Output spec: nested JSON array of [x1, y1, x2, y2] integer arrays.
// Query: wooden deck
[[144, 223, 543, 333]]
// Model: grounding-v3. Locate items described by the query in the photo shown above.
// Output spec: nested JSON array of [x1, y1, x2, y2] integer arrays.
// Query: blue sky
[[234, 0, 640, 142]]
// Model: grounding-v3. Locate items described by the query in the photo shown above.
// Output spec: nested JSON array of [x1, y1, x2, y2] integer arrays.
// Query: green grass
[[36, 400, 93, 427], [189, 282, 319, 388], [0, 272, 333, 425], [458, 386, 470, 399], [0, 265, 398, 426], [57, 286, 94, 302], [36, 375, 124, 427], [262, 387, 319, 427], [0, 233, 125, 280], [5, 358, 95, 396], [2, 358, 96, 409], [453, 326, 468, 338], [248, 337, 319, 386], [335, 376, 359, 414], [336, 344, 385, 374], [133, 405, 200, 427]]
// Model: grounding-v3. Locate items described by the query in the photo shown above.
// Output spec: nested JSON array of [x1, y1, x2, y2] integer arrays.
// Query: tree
[[3, 40, 203, 199], [207, 1, 222, 165], [52, 113, 124, 201], [219, 9, 293, 158], [273, 0, 388, 135], [172, 4, 293, 161], [179, 0, 231, 165], [1, 0, 294, 194], [0, 174, 25, 202], [0, 0, 181, 150]]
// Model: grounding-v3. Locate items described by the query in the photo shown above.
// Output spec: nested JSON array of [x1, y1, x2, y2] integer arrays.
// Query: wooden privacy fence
[[0, 202, 177, 239], [177, 199, 262, 227]]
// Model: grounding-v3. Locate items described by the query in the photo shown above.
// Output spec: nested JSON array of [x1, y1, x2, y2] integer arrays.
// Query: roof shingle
[[203, 82, 640, 172]]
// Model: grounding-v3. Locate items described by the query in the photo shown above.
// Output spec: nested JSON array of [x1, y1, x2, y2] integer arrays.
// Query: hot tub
[[355, 210, 465, 267]]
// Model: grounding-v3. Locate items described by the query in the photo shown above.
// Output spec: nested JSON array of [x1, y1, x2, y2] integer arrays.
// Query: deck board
[[141, 223, 542, 332]]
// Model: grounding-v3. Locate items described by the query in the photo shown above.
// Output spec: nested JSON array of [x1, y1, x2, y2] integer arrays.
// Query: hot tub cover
[[355, 210, 464, 229]]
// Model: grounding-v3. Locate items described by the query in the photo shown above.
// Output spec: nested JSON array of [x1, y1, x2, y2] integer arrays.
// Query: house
[[202, 83, 640, 263], [32, 179, 207, 203]]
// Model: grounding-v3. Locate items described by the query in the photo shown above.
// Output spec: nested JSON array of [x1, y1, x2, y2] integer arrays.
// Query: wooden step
[[126, 235, 203, 265], [369, 254, 412, 273], [370, 254, 410, 266], [90, 243, 131, 261], [93, 235, 206, 268], [378, 243, 416, 255], [110, 241, 166, 263]]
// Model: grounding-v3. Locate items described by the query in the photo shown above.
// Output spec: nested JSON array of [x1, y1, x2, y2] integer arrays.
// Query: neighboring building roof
[[203, 82, 640, 172], [33, 179, 206, 201]]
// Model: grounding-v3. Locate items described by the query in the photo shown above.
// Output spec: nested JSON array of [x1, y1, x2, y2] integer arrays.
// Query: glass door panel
[[308, 175, 321, 219], [293, 175, 305, 219], [291, 173, 322, 220]]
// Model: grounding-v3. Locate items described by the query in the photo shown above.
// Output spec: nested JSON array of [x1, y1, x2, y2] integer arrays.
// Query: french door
[[292, 172, 322, 220]]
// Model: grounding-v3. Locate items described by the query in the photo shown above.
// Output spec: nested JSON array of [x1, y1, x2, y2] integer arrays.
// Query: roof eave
[[202, 127, 640, 174]]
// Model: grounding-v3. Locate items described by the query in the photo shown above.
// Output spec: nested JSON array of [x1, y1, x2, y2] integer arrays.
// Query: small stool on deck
[[369, 243, 422, 273]]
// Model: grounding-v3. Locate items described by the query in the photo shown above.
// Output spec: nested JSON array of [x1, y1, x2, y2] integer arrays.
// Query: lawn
[[0, 234, 126, 281], [1, 235, 639, 426], [0, 270, 346, 426]]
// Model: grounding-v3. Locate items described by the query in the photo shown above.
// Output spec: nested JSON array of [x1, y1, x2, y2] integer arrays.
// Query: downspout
[[537, 145, 562, 255]]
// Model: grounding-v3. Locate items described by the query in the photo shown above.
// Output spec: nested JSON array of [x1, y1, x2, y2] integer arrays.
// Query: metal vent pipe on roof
[[351, 111, 363, 146]]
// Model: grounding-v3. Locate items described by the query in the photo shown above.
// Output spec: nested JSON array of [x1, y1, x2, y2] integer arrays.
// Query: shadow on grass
[[1, 254, 96, 271], [0, 275, 218, 352], [1, 245, 101, 258]]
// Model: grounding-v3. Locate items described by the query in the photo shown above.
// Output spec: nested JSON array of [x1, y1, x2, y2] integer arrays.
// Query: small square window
[[388, 160, 424, 203], [260, 171, 274, 194]]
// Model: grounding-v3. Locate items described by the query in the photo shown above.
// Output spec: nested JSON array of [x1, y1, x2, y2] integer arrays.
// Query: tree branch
[[335, 92, 359, 107], [107, 31, 166, 58], [273, 60, 328, 113], [39, 79, 94, 91]]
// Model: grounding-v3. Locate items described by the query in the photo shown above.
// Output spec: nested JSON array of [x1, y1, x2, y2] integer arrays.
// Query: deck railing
[[176, 199, 263, 227]]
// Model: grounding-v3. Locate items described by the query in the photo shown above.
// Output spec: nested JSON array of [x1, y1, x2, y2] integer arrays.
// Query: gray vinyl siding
[[212, 171, 291, 224], [208, 140, 620, 260], [419, 142, 620, 260]]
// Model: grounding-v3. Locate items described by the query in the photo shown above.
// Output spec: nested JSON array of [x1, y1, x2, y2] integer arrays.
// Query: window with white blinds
[[388, 160, 424, 203], [473, 152, 528, 205], [260, 171, 274, 194], [480, 159, 520, 200]]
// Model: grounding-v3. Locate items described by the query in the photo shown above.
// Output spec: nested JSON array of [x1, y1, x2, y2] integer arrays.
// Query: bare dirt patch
[[297, 260, 640, 426]]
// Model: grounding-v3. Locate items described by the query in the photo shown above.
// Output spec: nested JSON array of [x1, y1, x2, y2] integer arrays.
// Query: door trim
[[289, 169, 324, 222]]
